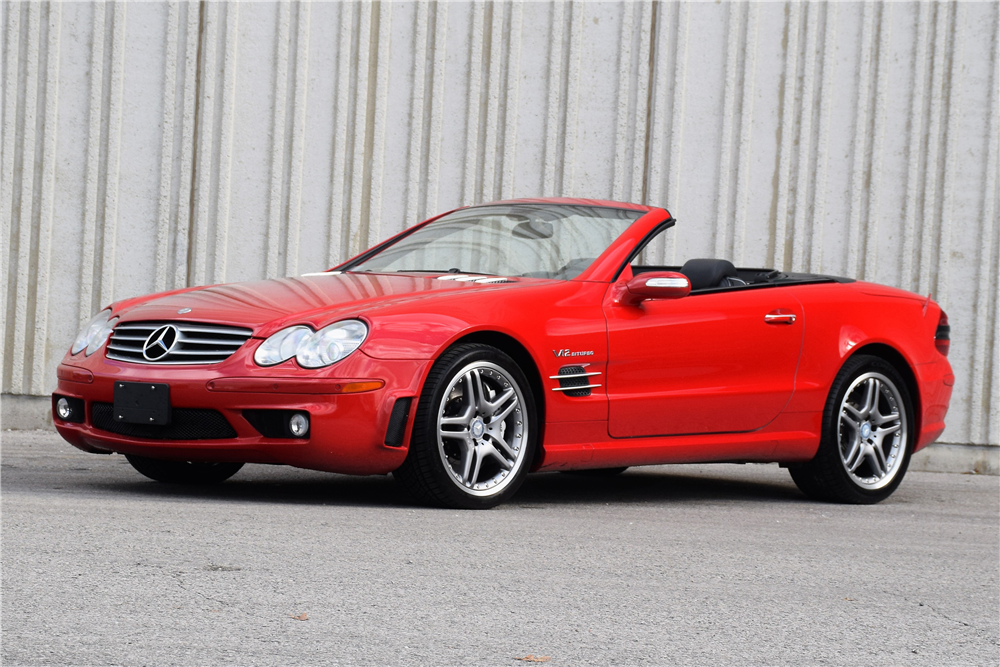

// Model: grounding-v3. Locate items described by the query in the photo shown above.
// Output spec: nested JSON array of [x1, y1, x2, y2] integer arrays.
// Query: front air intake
[[91, 403, 237, 440], [243, 410, 310, 439], [384, 398, 413, 447]]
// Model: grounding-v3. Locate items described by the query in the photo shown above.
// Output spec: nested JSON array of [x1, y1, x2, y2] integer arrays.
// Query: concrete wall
[[2, 2, 998, 453]]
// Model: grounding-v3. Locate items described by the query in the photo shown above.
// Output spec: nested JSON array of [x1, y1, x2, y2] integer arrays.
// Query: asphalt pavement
[[2, 429, 998, 666]]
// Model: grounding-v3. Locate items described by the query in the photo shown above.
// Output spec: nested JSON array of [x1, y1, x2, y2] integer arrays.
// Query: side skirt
[[536, 412, 822, 471]]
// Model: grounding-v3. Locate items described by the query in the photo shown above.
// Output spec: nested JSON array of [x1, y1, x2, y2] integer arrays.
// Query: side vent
[[384, 398, 413, 447], [550, 365, 602, 397]]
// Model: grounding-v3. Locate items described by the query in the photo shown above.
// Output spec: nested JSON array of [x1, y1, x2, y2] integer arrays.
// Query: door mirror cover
[[617, 271, 691, 306]]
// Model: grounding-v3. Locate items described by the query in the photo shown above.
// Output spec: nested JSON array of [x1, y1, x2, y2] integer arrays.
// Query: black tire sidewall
[[405, 344, 538, 509]]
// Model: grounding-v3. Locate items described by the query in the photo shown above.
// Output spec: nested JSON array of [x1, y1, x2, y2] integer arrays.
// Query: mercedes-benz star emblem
[[142, 325, 179, 361]]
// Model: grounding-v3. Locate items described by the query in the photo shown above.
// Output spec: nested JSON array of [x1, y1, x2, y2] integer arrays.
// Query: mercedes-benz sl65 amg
[[53, 199, 954, 508]]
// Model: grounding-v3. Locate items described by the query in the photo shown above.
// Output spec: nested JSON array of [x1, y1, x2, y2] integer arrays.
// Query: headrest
[[679, 258, 738, 290]]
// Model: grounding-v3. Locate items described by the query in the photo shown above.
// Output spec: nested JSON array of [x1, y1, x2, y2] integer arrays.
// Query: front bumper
[[52, 349, 431, 475]]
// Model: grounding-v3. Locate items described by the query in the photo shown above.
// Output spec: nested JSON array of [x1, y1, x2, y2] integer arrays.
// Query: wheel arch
[[847, 343, 922, 437], [443, 330, 547, 468]]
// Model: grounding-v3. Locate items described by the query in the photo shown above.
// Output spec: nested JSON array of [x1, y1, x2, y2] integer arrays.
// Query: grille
[[551, 365, 602, 397], [106, 321, 253, 365], [91, 402, 237, 440]]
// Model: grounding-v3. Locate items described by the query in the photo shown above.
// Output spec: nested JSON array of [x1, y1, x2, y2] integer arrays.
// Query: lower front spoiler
[[53, 376, 426, 475], [55, 404, 408, 475]]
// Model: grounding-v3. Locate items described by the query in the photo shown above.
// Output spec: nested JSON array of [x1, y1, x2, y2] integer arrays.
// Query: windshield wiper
[[394, 269, 497, 276]]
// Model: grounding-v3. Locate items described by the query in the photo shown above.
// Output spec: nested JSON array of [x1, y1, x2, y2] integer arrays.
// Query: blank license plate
[[113, 382, 171, 425]]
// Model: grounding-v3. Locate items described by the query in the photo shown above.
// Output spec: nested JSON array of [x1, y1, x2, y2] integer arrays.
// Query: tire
[[393, 343, 538, 509], [125, 455, 244, 484], [788, 354, 914, 504], [561, 467, 629, 477]]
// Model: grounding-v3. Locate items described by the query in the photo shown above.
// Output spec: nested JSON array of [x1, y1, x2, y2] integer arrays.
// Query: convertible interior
[[631, 258, 848, 292]]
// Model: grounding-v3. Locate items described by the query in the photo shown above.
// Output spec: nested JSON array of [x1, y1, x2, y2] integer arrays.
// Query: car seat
[[679, 258, 746, 290]]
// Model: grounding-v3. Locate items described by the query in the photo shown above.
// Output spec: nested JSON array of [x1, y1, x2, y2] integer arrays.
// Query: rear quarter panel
[[785, 281, 952, 451]]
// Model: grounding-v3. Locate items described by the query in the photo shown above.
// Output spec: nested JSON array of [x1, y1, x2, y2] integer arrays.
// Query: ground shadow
[[11, 462, 808, 509], [516, 468, 804, 505], [82, 471, 411, 509]]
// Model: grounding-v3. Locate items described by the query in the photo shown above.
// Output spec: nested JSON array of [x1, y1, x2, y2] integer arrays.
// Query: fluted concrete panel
[[1, 1, 997, 448]]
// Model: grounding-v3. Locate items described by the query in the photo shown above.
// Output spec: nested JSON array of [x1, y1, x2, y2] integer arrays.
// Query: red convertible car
[[53, 199, 953, 508]]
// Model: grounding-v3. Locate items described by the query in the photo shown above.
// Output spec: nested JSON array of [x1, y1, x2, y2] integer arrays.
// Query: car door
[[604, 286, 803, 437]]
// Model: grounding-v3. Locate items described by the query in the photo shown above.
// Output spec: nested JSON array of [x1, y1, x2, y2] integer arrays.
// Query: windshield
[[349, 204, 643, 280]]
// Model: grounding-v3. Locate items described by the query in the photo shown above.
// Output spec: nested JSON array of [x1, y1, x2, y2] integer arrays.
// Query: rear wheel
[[394, 344, 538, 509], [789, 355, 913, 504], [125, 455, 244, 484]]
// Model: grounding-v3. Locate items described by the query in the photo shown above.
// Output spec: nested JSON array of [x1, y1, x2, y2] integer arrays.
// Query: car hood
[[117, 273, 540, 333]]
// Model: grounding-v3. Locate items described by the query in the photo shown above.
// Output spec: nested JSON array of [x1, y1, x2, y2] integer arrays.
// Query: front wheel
[[789, 355, 914, 504], [394, 344, 538, 509], [125, 455, 244, 484]]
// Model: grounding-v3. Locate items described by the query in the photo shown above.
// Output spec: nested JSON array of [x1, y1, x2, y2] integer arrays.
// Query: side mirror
[[616, 271, 690, 306]]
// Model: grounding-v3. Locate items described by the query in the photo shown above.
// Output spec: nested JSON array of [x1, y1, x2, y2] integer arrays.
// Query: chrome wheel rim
[[436, 361, 528, 497], [837, 372, 907, 490]]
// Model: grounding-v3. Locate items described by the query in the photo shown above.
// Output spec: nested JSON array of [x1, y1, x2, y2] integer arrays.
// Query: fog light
[[288, 412, 309, 437], [56, 397, 73, 421]]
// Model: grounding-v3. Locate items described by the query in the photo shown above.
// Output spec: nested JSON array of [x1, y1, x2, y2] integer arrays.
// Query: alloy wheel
[[436, 361, 528, 497], [837, 372, 907, 490]]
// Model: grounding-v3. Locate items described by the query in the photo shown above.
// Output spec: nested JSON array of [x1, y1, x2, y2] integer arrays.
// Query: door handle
[[764, 311, 796, 325]]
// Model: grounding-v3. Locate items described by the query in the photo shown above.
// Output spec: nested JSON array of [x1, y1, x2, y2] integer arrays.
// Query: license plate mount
[[113, 382, 171, 425]]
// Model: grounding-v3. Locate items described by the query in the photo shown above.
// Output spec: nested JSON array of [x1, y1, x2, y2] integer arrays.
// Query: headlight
[[71, 309, 118, 356], [253, 325, 312, 366], [297, 320, 368, 368], [254, 320, 368, 368], [87, 316, 118, 356]]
